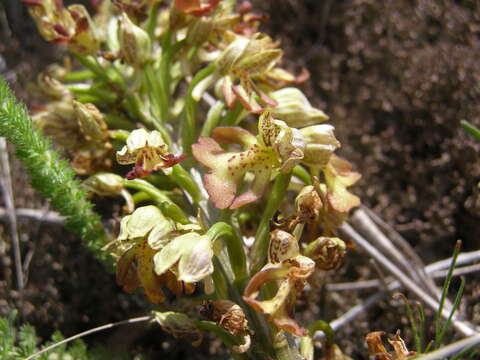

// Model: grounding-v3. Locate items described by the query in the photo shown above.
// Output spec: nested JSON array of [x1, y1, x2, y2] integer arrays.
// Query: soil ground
[[0, 1, 479, 359]]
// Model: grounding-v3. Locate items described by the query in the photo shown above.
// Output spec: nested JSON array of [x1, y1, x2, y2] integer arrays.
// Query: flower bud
[[154, 311, 203, 346], [37, 72, 69, 99], [73, 101, 109, 143], [300, 124, 340, 169], [295, 185, 323, 223], [82, 172, 124, 196], [186, 17, 214, 47], [304, 237, 346, 270], [269, 87, 329, 128], [216, 37, 250, 74], [268, 230, 299, 264], [118, 12, 151, 67]]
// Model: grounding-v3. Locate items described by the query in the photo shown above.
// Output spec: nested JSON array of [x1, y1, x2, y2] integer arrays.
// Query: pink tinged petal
[[222, 76, 237, 109], [193, 137, 241, 209], [229, 168, 271, 209], [232, 84, 263, 114]]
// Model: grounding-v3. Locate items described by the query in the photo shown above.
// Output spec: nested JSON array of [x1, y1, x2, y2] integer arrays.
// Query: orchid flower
[[106, 206, 194, 304], [243, 230, 315, 336], [23, 0, 99, 55], [193, 112, 340, 209], [116, 128, 186, 179], [193, 112, 305, 209], [192, 33, 283, 113]]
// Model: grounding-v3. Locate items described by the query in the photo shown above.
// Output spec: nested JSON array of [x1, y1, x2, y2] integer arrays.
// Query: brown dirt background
[[1, 0, 479, 358]]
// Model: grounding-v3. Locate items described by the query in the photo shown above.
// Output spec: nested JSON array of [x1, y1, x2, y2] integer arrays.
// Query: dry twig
[[0, 137, 23, 289]]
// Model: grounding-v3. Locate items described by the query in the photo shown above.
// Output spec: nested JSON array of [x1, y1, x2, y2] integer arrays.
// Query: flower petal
[[178, 235, 214, 283]]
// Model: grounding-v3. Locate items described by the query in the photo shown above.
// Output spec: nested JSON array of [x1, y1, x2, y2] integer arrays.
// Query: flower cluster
[[25, 0, 361, 358]]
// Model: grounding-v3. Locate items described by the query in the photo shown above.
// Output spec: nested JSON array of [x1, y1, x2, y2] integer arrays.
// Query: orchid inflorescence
[[24, 0, 361, 358]]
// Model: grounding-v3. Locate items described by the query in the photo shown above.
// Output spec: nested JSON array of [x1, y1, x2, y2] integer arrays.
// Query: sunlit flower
[[106, 206, 195, 304], [193, 112, 305, 209], [153, 232, 214, 283], [269, 87, 329, 128], [243, 230, 314, 336], [116, 128, 186, 179], [193, 33, 282, 113]]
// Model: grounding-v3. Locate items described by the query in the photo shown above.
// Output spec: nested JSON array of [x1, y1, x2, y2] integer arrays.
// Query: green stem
[[122, 178, 189, 224], [212, 256, 229, 299], [195, 321, 248, 360], [461, 120, 480, 142], [250, 173, 292, 273], [74, 55, 144, 122], [146, 2, 161, 40], [67, 85, 117, 104], [63, 69, 95, 82], [132, 191, 150, 204], [144, 63, 167, 124], [206, 222, 248, 282], [221, 101, 243, 126], [170, 164, 202, 203], [201, 101, 225, 137], [182, 63, 216, 156], [307, 320, 334, 345], [105, 114, 136, 130], [292, 165, 312, 185]]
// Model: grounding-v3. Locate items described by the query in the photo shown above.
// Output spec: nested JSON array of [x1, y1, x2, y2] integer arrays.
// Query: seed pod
[[268, 229, 299, 264], [118, 12, 151, 67], [295, 185, 323, 223], [304, 237, 346, 270], [73, 101, 109, 143]]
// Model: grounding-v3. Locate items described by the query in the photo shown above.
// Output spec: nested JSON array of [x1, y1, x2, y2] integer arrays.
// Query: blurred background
[[0, 0, 479, 358]]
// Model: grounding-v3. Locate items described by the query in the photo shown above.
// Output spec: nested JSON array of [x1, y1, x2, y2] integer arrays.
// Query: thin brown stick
[[23, 315, 152, 360], [360, 206, 439, 297], [413, 333, 480, 360], [0, 137, 23, 289], [0, 207, 65, 224], [338, 223, 476, 336], [326, 263, 480, 292]]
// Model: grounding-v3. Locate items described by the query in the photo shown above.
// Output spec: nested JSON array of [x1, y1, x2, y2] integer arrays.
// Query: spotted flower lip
[[116, 128, 186, 179], [193, 110, 336, 211]]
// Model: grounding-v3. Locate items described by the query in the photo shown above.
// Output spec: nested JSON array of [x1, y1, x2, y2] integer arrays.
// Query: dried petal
[[304, 237, 346, 270]]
